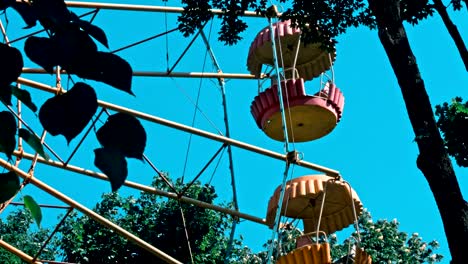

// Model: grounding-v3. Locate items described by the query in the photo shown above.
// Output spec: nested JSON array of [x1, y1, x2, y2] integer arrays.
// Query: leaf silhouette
[[24, 29, 132, 94], [0, 171, 20, 203], [24, 36, 57, 73], [97, 113, 146, 160], [39, 82, 98, 143], [94, 148, 128, 192], [19, 128, 49, 160], [70, 12, 109, 48], [33, 0, 70, 32], [52, 26, 98, 69], [24, 195, 42, 227], [11, 85, 38, 112], [0, 43, 23, 86], [0, 111, 17, 160], [0, 84, 13, 106], [72, 52, 133, 95], [0, 85, 37, 112], [1, 0, 15, 11], [10, 2, 37, 28]]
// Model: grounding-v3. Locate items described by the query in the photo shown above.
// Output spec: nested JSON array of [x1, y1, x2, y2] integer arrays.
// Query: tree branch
[[434, 0, 468, 71], [369, 0, 468, 262]]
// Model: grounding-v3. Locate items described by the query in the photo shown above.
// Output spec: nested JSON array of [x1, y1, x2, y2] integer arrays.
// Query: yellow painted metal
[[355, 247, 373, 264], [276, 243, 332, 264], [0, 240, 43, 264], [263, 104, 337, 142]]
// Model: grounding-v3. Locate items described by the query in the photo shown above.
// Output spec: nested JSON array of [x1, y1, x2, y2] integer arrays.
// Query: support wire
[[199, 29, 241, 264], [265, 12, 294, 263]]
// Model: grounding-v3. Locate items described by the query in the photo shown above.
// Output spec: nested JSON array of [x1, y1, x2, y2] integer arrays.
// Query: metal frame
[[0, 2, 341, 263]]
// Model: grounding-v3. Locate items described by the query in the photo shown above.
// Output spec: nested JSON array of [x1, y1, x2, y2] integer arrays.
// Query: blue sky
[[1, 1, 467, 262]]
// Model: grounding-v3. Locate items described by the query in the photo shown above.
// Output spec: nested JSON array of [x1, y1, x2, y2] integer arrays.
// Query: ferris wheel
[[0, 1, 371, 263]]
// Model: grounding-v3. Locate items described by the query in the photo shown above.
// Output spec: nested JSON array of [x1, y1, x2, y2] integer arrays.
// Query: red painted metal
[[250, 78, 344, 142]]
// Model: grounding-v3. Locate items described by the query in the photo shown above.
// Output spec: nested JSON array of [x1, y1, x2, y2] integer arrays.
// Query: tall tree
[[368, 1, 468, 262]]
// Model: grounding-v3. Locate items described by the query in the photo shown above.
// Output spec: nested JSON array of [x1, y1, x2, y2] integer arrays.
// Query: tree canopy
[[1, 177, 443, 263]]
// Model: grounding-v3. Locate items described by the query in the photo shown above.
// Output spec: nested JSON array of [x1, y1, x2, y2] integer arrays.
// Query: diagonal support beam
[[15, 151, 268, 225], [16, 77, 340, 177], [0, 159, 183, 264], [0, 240, 43, 264]]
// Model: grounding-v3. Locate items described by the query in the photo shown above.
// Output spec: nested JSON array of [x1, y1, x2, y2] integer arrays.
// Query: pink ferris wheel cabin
[[247, 20, 336, 81], [247, 20, 344, 142], [250, 78, 344, 142]]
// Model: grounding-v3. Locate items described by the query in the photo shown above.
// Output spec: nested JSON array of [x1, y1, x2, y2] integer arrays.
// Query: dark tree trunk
[[433, 0, 468, 71], [368, 0, 468, 262]]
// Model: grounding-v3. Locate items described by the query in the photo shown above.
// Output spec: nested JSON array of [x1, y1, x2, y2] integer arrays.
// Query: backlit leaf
[[52, 26, 98, 69], [0, 43, 23, 86], [19, 128, 49, 160], [11, 2, 38, 28], [94, 148, 128, 192], [0, 84, 13, 106], [24, 195, 42, 228], [70, 12, 109, 48], [33, 0, 70, 32], [0, 111, 17, 160], [0, 171, 20, 203], [11, 85, 38, 112], [24, 36, 57, 73], [0, 0, 15, 11], [97, 113, 146, 160], [39, 82, 98, 143], [72, 52, 133, 95]]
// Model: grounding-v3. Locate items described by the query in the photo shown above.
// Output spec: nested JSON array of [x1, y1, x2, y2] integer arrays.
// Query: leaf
[[39, 82, 98, 143], [11, 2, 38, 28], [24, 195, 42, 228], [24, 36, 57, 73], [18, 128, 49, 160], [11, 85, 38, 112], [1, 0, 15, 11], [70, 12, 109, 48], [33, 0, 70, 32], [0, 171, 20, 203], [94, 148, 128, 192], [78, 19, 109, 48], [52, 26, 98, 68], [0, 111, 17, 160], [455, 103, 468, 115], [72, 52, 134, 95], [97, 113, 146, 160], [0, 84, 13, 106], [0, 43, 23, 86]]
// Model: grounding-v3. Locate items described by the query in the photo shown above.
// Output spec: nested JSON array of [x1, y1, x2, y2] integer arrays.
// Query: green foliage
[[435, 97, 468, 167], [0, 208, 57, 263], [236, 210, 442, 263], [18, 128, 49, 160], [280, 0, 374, 50], [0, 171, 20, 203], [177, 0, 373, 47], [11, 86, 37, 113], [23, 195, 43, 228], [335, 210, 443, 263], [55, 176, 241, 263]]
